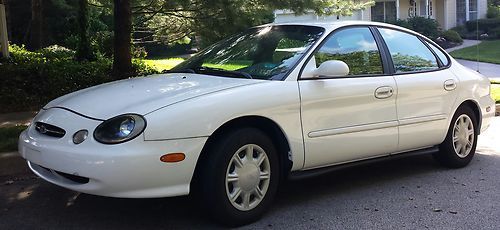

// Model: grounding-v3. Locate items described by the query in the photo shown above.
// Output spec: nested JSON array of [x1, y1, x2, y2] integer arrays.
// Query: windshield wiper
[[193, 66, 253, 79], [163, 68, 195, 74]]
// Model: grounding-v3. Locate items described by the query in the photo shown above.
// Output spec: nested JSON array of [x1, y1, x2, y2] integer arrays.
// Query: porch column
[[396, 0, 400, 19], [0, 3, 9, 58], [426, 0, 430, 18]]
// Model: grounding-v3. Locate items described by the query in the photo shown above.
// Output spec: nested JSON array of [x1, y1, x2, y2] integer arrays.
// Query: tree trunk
[[112, 0, 132, 79], [28, 0, 42, 50], [76, 0, 94, 61]]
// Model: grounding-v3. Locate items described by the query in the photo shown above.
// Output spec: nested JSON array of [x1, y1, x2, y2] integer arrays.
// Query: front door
[[299, 26, 399, 169]]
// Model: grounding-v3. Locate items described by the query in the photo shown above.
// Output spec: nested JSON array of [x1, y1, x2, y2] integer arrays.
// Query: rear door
[[376, 27, 459, 152]]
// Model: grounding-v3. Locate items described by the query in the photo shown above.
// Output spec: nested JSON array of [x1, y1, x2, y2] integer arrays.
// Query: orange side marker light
[[160, 153, 185, 163]]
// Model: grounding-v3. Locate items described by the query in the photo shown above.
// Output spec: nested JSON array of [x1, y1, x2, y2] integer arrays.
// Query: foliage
[[487, 4, 500, 18], [393, 17, 441, 39], [465, 18, 500, 34], [449, 40, 500, 64], [315, 51, 383, 75], [442, 30, 463, 44], [0, 126, 28, 153], [0, 45, 157, 113]]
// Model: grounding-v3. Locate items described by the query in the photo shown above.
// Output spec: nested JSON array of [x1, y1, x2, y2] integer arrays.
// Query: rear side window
[[378, 28, 438, 73], [314, 27, 383, 76], [426, 41, 450, 66]]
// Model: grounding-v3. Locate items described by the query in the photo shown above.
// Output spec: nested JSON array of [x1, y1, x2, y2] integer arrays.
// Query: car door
[[298, 26, 399, 169], [376, 27, 459, 152]]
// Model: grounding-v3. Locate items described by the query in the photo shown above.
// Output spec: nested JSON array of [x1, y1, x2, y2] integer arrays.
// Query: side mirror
[[313, 60, 349, 78]]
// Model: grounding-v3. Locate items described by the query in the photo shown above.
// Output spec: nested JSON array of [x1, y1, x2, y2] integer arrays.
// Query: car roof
[[262, 20, 419, 36]]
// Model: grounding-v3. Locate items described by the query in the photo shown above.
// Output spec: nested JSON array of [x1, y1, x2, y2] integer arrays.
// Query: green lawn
[[0, 125, 28, 153], [450, 40, 500, 64], [142, 58, 185, 72]]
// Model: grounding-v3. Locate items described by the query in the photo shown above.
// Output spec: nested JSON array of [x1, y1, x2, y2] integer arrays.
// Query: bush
[[407, 17, 441, 39], [391, 17, 441, 39], [465, 18, 500, 33], [487, 5, 500, 18], [0, 45, 158, 113], [442, 30, 463, 43]]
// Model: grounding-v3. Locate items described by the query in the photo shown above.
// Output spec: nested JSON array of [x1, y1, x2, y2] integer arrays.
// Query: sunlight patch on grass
[[142, 58, 185, 72], [491, 84, 500, 103]]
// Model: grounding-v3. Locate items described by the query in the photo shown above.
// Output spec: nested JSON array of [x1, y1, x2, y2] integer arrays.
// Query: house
[[274, 0, 488, 30]]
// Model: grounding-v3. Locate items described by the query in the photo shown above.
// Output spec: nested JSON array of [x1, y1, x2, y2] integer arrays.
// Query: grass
[[142, 58, 185, 72], [0, 125, 28, 153], [450, 40, 500, 64], [142, 58, 252, 72], [492, 82, 500, 103]]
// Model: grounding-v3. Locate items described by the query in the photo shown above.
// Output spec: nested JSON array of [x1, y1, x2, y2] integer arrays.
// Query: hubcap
[[225, 144, 271, 211], [452, 114, 475, 158]]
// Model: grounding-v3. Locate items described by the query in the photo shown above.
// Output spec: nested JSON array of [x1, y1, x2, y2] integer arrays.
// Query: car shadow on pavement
[[1, 150, 499, 229]]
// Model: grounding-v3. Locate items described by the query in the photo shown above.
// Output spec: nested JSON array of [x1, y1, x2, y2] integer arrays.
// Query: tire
[[198, 128, 280, 226], [434, 106, 478, 168]]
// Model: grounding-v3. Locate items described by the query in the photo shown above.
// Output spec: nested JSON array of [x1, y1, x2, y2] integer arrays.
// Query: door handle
[[444, 79, 457, 91], [374, 86, 394, 99]]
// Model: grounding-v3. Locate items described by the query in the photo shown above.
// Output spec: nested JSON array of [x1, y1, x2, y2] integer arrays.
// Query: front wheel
[[434, 106, 478, 168], [198, 128, 279, 226]]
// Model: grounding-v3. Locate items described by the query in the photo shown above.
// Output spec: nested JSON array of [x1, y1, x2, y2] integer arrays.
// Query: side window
[[426, 41, 450, 66], [314, 27, 383, 76], [378, 28, 438, 73]]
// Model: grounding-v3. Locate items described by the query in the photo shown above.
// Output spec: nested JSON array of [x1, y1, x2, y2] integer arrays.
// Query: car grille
[[34, 122, 66, 138]]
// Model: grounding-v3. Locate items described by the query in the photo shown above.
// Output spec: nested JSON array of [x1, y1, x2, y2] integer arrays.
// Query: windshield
[[171, 25, 325, 80]]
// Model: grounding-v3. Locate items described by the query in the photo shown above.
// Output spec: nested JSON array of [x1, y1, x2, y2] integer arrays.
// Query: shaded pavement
[[1, 117, 499, 229]]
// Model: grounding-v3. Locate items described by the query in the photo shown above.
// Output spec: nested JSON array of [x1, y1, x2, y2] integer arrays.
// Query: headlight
[[94, 114, 147, 144]]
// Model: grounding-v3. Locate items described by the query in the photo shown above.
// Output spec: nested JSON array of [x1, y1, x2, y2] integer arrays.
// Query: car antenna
[[476, 17, 480, 73]]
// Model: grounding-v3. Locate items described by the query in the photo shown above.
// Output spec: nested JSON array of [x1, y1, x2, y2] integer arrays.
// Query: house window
[[469, 0, 478, 20], [457, 0, 479, 25], [419, 0, 433, 18], [371, 1, 397, 22]]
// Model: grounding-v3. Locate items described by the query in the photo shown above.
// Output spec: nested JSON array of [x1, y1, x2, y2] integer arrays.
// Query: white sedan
[[19, 21, 495, 226]]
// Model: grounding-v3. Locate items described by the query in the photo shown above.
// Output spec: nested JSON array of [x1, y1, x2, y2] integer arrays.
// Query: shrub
[[391, 17, 441, 39], [406, 17, 441, 39], [487, 5, 500, 18], [442, 30, 463, 43], [0, 45, 158, 113], [465, 18, 500, 33]]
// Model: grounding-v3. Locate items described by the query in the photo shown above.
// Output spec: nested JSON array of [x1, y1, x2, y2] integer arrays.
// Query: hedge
[[0, 45, 158, 113]]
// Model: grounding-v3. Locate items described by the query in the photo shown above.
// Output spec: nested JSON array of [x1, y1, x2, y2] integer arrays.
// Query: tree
[[27, 0, 43, 50], [112, 0, 132, 79], [76, 0, 95, 61]]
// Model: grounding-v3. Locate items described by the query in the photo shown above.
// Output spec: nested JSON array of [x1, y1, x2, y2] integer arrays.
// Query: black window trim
[[298, 25, 392, 80], [373, 26, 452, 76]]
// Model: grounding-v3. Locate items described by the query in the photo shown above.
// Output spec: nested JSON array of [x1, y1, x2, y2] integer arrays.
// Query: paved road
[[1, 118, 499, 230], [455, 59, 500, 80]]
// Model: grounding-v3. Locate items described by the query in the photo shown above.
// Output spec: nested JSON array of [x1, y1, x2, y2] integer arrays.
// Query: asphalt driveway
[[1, 117, 499, 229]]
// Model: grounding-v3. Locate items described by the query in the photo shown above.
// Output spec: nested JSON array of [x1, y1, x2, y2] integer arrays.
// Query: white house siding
[[274, 0, 486, 30], [273, 10, 368, 23]]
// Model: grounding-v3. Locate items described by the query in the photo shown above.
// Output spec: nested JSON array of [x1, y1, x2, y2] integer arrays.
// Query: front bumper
[[18, 108, 207, 198]]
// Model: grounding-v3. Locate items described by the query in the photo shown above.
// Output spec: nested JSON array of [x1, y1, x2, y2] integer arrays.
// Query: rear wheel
[[198, 128, 279, 226], [434, 106, 478, 168]]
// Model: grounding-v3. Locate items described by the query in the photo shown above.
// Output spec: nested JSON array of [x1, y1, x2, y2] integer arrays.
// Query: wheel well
[[190, 116, 293, 191], [458, 100, 482, 134]]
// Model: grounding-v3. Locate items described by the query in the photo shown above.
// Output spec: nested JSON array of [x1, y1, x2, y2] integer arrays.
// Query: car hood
[[44, 73, 262, 119]]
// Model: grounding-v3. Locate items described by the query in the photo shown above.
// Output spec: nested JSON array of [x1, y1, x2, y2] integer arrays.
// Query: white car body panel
[[18, 21, 496, 198], [394, 69, 459, 151], [298, 76, 399, 169], [44, 74, 260, 119]]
